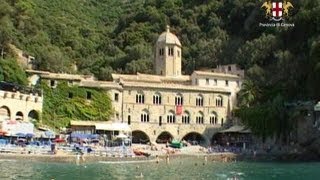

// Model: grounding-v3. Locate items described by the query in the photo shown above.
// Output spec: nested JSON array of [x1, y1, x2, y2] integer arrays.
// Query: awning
[[95, 123, 131, 132], [220, 125, 251, 133]]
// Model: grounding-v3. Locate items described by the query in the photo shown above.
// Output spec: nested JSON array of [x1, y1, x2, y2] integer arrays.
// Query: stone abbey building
[[27, 26, 244, 145]]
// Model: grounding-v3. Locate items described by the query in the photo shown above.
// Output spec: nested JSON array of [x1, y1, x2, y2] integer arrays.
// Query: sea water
[[0, 156, 319, 180]]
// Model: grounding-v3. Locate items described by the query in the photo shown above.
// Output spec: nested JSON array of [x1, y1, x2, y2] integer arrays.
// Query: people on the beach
[[156, 155, 160, 163], [135, 172, 144, 179], [76, 153, 81, 165], [204, 155, 208, 164], [166, 154, 170, 164]]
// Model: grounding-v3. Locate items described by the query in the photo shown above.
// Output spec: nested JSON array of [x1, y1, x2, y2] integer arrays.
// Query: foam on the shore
[[99, 159, 158, 164]]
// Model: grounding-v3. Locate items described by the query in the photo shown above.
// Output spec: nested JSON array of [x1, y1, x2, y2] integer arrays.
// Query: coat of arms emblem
[[261, 0, 293, 21]]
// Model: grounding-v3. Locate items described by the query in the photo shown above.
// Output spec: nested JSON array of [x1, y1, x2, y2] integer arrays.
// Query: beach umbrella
[[53, 138, 65, 143], [89, 134, 99, 139], [26, 133, 34, 138], [45, 130, 55, 138], [15, 133, 26, 138]]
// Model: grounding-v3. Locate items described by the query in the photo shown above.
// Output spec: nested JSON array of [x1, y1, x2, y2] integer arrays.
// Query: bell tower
[[154, 26, 182, 76]]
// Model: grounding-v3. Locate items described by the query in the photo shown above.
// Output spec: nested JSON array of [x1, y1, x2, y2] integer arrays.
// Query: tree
[[0, 57, 28, 85]]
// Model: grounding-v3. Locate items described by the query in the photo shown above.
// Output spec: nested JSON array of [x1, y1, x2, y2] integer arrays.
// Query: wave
[[98, 159, 157, 164]]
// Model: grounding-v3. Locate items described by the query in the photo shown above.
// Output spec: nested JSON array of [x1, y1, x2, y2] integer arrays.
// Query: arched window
[[153, 92, 162, 105], [196, 94, 204, 106], [182, 111, 190, 124], [167, 110, 176, 124], [209, 112, 218, 125], [215, 96, 223, 107], [196, 111, 204, 124], [140, 109, 149, 123], [175, 93, 183, 106], [136, 91, 145, 104]]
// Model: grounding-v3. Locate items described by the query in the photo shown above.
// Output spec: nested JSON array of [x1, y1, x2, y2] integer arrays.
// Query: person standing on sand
[[166, 154, 170, 164], [80, 151, 85, 163], [156, 155, 160, 163], [76, 153, 80, 165], [204, 155, 208, 164]]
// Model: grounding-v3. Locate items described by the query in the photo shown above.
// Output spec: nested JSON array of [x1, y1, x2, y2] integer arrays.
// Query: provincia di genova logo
[[260, 0, 295, 27]]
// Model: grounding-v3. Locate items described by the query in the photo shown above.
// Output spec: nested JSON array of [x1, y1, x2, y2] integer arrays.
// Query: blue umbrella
[[45, 131, 55, 138], [89, 134, 99, 139], [26, 133, 34, 138], [15, 133, 26, 138]]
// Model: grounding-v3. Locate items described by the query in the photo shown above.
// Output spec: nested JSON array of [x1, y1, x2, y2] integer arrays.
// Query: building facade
[[28, 27, 243, 145]]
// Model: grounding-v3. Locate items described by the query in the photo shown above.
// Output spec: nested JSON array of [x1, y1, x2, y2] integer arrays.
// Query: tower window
[[86, 91, 92, 100], [225, 80, 229, 86], [168, 48, 174, 56], [214, 79, 217, 86], [159, 48, 164, 56], [206, 78, 209, 85], [114, 93, 119, 102], [177, 50, 180, 57]]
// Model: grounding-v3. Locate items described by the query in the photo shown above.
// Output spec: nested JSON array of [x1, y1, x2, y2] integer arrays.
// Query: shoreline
[[0, 152, 316, 164]]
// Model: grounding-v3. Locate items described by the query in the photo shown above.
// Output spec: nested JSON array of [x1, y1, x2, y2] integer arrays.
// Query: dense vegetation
[[0, 0, 319, 138], [0, 57, 28, 85], [41, 82, 113, 129]]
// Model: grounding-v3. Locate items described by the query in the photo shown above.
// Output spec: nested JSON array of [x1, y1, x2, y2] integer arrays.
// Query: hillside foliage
[[41, 82, 113, 129], [0, 0, 319, 135]]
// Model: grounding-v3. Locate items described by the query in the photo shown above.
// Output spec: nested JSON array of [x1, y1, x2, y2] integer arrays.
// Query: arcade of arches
[[156, 131, 173, 143], [132, 130, 150, 144], [0, 106, 39, 122], [182, 132, 205, 145]]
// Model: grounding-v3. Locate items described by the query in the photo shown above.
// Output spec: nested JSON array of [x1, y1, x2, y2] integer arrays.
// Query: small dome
[[157, 25, 181, 47]]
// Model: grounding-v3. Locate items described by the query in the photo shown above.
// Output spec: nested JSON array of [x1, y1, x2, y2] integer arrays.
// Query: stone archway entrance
[[156, 131, 173, 143], [16, 111, 24, 121], [28, 110, 39, 123], [132, 130, 150, 144], [182, 132, 205, 145], [0, 106, 10, 120]]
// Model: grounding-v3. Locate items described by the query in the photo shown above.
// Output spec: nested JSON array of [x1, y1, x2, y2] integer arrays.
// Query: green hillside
[[0, 0, 320, 138]]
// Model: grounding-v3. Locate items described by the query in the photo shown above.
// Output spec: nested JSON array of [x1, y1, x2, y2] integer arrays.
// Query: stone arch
[[16, 111, 24, 121], [156, 131, 173, 143], [182, 132, 205, 145], [0, 106, 11, 120], [132, 130, 150, 144], [28, 110, 39, 122], [211, 133, 223, 145]]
